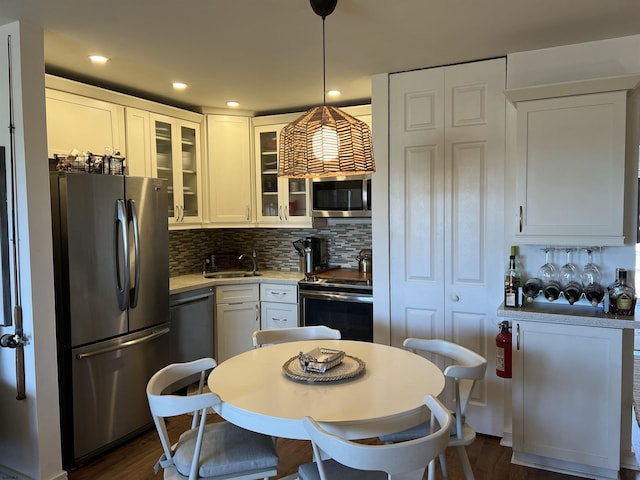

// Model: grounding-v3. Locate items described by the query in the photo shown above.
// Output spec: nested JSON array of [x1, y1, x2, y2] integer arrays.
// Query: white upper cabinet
[[205, 115, 254, 226], [150, 114, 203, 227], [506, 76, 640, 246], [253, 122, 311, 228], [45, 89, 125, 158], [124, 107, 153, 178]]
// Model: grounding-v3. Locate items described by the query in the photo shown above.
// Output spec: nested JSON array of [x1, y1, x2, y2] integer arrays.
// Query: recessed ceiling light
[[226, 101, 240, 108], [327, 90, 341, 97], [172, 82, 188, 90], [89, 55, 109, 64]]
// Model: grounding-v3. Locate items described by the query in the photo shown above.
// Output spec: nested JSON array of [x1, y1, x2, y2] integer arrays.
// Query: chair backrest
[[303, 395, 452, 479], [146, 358, 220, 480], [402, 338, 487, 437], [252, 325, 341, 347]]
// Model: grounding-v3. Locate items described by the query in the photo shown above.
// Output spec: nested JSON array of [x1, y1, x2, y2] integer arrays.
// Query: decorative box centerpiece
[[298, 347, 345, 373]]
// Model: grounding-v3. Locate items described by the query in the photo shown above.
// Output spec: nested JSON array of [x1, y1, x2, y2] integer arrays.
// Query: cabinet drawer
[[261, 302, 299, 329], [216, 283, 259, 304], [260, 283, 298, 304]]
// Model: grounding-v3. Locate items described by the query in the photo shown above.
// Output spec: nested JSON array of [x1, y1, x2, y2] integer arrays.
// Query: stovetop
[[299, 267, 372, 291]]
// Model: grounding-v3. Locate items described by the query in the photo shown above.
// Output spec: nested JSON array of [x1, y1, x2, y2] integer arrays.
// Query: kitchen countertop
[[170, 270, 304, 295], [312, 268, 372, 283], [497, 301, 640, 329]]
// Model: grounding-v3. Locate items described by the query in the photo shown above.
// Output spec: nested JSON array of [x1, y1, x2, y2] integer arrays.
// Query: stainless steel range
[[299, 269, 373, 342]]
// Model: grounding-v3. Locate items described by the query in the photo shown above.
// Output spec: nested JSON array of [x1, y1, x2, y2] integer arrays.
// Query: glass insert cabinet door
[[154, 120, 174, 217], [257, 128, 308, 222], [287, 176, 307, 218], [259, 131, 279, 218], [152, 117, 200, 223], [180, 125, 198, 219]]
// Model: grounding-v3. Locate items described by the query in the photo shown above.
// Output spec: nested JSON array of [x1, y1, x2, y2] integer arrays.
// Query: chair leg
[[427, 458, 436, 480], [455, 445, 474, 480], [439, 452, 448, 479]]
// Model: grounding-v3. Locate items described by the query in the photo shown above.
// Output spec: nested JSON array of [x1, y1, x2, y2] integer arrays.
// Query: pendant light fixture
[[278, 0, 375, 178]]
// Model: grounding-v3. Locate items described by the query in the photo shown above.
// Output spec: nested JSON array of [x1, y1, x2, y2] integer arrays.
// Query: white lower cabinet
[[260, 283, 298, 329], [215, 284, 259, 363], [511, 320, 626, 479]]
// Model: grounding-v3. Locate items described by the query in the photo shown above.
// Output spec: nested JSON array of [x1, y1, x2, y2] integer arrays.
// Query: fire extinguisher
[[496, 321, 512, 378]]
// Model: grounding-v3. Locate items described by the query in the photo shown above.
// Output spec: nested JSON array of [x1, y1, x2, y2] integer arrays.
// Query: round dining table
[[208, 339, 445, 440]]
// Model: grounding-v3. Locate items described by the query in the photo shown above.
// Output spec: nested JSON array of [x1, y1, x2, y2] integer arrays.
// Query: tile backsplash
[[169, 222, 372, 277]]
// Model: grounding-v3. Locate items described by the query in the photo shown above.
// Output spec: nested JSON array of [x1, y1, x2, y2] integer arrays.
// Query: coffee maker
[[293, 237, 329, 273], [307, 236, 328, 271]]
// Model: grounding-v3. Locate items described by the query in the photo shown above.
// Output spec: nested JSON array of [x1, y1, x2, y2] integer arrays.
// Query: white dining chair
[[252, 325, 341, 347], [298, 394, 452, 480], [379, 338, 487, 480], [146, 358, 278, 480]]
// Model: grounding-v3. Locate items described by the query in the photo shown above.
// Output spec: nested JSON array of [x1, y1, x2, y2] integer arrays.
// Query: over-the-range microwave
[[311, 175, 371, 218]]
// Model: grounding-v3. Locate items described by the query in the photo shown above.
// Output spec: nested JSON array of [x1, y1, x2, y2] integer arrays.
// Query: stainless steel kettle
[[356, 249, 372, 273]]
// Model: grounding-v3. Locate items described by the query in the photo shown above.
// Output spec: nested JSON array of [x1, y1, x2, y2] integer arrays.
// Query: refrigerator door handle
[[115, 199, 129, 311], [128, 199, 141, 308], [75, 327, 170, 360]]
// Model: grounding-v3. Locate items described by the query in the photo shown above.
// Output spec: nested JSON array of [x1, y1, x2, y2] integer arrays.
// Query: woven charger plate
[[282, 354, 366, 382]]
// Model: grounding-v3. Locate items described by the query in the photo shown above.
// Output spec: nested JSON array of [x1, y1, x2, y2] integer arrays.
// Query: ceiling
[[2, 0, 640, 115]]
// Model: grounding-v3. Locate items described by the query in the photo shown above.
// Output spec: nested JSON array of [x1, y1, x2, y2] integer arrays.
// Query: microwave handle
[[363, 179, 370, 211]]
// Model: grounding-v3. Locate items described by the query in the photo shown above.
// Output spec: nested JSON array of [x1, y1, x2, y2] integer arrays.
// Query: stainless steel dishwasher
[[170, 287, 215, 369]]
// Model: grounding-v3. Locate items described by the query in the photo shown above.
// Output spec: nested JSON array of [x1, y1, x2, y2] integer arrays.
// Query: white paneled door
[[388, 58, 506, 436]]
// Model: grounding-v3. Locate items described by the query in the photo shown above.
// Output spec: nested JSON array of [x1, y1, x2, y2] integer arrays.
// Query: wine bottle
[[504, 252, 521, 308], [543, 280, 562, 302], [522, 277, 542, 303], [563, 281, 582, 305], [608, 269, 636, 316], [584, 282, 605, 307]]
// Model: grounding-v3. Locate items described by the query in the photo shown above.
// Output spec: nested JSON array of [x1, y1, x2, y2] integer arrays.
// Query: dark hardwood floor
[[67, 413, 640, 479]]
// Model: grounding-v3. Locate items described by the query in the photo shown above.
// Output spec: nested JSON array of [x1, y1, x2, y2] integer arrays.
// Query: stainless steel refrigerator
[[50, 172, 171, 469]]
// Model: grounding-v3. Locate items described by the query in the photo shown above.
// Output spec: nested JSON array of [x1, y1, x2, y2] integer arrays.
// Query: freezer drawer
[[69, 325, 170, 466]]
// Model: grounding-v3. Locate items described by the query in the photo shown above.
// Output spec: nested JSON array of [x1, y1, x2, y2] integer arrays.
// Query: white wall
[[0, 21, 65, 480]]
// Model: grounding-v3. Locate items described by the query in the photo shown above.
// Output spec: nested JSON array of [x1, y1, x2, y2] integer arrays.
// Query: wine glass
[[581, 248, 605, 307], [560, 249, 582, 305], [539, 248, 561, 302]]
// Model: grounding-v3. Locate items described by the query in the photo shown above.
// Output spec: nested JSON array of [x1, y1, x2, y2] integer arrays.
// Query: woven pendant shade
[[278, 105, 375, 178]]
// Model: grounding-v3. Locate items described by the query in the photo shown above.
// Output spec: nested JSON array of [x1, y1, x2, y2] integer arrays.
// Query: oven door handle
[[300, 290, 373, 303]]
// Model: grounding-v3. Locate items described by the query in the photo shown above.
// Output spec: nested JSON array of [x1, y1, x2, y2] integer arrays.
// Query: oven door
[[299, 289, 373, 342]]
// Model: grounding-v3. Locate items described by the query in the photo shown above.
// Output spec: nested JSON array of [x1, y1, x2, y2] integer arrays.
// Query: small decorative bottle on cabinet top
[[504, 246, 521, 308], [608, 268, 636, 316]]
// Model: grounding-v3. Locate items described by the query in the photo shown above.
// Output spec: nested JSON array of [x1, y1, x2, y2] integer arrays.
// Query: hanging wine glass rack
[[521, 246, 608, 308]]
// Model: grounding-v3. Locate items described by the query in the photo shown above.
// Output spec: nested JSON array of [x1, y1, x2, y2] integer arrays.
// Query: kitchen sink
[[204, 271, 262, 279]]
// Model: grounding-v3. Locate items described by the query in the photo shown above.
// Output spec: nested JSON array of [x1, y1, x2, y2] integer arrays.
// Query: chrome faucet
[[239, 252, 258, 275]]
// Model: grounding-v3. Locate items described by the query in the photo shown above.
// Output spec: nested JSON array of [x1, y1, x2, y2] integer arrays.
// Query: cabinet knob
[[451, 295, 460, 302]]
